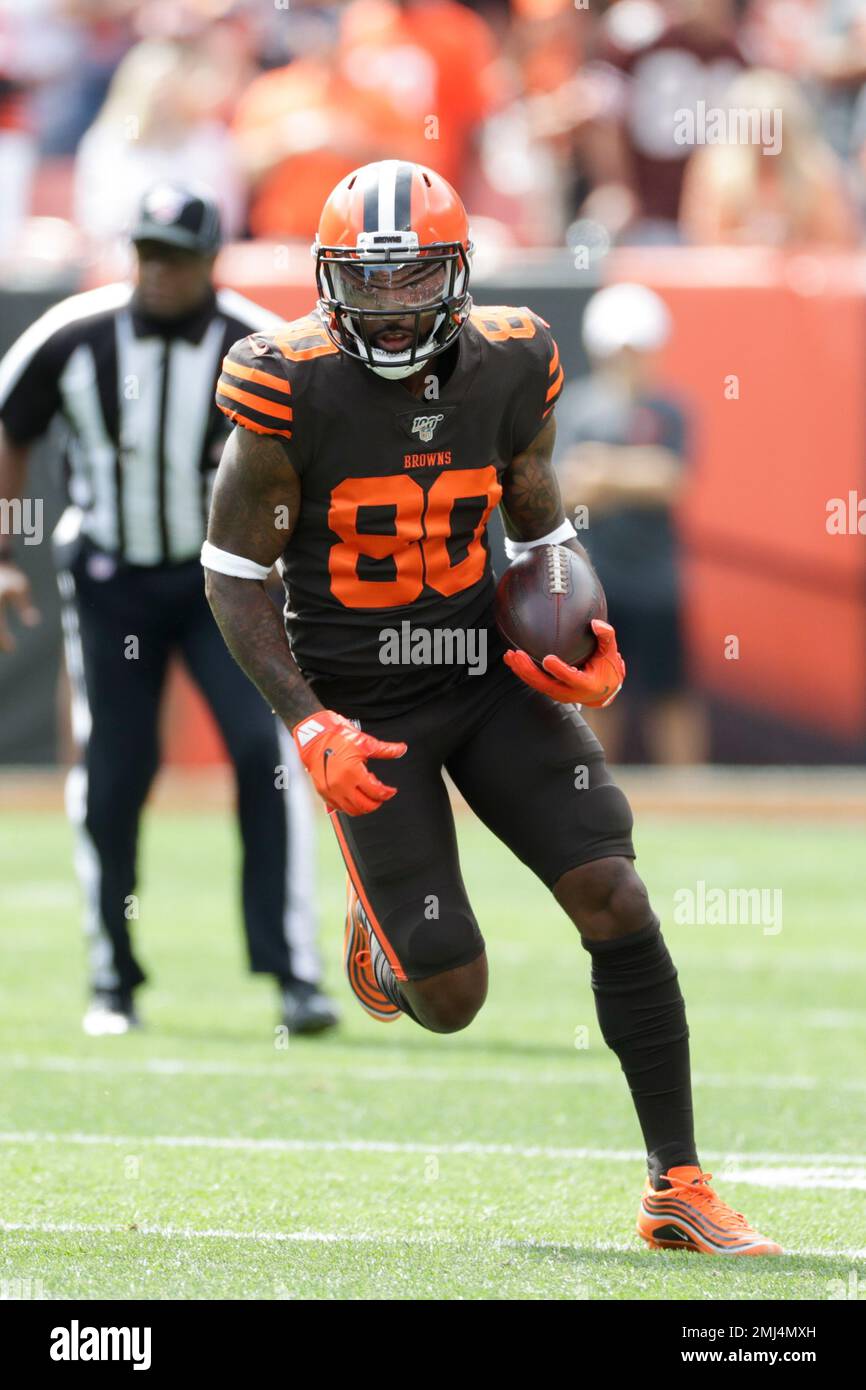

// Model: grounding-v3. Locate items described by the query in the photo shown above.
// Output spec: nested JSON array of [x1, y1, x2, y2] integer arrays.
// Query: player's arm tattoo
[[204, 427, 324, 728], [500, 414, 596, 572], [500, 415, 563, 540]]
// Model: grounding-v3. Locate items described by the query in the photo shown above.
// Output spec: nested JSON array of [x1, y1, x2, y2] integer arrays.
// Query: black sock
[[581, 919, 698, 1190]]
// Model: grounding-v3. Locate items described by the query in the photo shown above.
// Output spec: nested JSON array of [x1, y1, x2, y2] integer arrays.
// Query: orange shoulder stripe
[[221, 355, 292, 395], [546, 365, 564, 402], [548, 342, 560, 376], [217, 403, 293, 440], [218, 380, 294, 422], [272, 338, 338, 363]]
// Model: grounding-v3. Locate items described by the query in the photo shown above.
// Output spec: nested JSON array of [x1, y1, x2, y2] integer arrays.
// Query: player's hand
[[503, 619, 625, 708], [292, 709, 407, 816], [0, 562, 40, 653]]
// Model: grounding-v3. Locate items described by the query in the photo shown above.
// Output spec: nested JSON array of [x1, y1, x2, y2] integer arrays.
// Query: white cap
[[582, 282, 672, 358]]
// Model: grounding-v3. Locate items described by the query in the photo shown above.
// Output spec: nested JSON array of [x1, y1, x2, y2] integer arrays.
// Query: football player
[[202, 160, 781, 1256]]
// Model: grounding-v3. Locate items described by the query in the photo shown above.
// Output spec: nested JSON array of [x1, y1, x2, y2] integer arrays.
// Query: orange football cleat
[[637, 1166, 783, 1255], [343, 877, 401, 1023]]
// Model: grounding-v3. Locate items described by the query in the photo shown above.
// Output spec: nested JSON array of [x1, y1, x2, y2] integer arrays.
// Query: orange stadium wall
[[611, 249, 866, 744], [162, 246, 866, 765]]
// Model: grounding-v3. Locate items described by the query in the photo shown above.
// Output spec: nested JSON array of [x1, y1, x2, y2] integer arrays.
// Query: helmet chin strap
[[369, 358, 431, 381], [348, 314, 444, 380]]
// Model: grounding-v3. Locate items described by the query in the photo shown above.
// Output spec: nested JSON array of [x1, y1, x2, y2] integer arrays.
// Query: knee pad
[[575, 780, 634, 843], [541, 779, 636, 887], [381, 901, 484, 981]]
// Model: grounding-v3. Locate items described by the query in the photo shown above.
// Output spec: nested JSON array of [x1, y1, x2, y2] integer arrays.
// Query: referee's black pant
[[57, 540, 320, 995]]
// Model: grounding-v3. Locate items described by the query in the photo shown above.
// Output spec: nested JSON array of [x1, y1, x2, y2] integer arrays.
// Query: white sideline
[[719, 1166, 866, 1191], [0, 1220, 862, 1260], [2, 1128, 866, 1173], [3, 1053, 866, 1094], [0, 1220, 466, 1245]]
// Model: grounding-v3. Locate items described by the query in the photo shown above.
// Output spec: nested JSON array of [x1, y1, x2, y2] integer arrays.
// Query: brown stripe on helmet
[[394, 162, 414, 231]]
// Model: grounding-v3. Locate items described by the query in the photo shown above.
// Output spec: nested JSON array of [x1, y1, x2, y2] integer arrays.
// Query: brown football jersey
[[215, 305, 564, 718]]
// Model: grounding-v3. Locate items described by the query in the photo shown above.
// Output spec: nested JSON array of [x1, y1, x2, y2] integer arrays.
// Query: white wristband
[[504, 518, 577, 560], [200, 540, 273, 581]]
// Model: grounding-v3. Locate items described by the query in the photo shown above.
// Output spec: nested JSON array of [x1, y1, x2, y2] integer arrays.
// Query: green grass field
[[1, 798, 864, 1301]]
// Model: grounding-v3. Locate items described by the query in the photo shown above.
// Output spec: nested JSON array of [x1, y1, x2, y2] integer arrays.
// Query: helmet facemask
[[315, 231, 473, 380]]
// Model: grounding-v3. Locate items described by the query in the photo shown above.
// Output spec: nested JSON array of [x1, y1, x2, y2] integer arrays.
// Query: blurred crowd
[[2, 0, 866, 259]]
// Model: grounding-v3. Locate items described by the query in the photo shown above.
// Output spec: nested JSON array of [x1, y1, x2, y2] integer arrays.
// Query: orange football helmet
[[313, 160, 474, 380]]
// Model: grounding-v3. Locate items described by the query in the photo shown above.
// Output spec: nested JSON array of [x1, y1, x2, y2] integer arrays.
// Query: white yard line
[[0, 1220, 468, 1245], [2, 1129, 866, 1173], [3, 1053, 866, 1094], [0, 1219, 862, 1260], [0, 1130, 664, 1158], [720, 1166, 866, 1191]]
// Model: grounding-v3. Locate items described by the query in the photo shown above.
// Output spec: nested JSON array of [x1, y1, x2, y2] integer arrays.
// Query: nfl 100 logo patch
[[396, 406, 456, 445], [411, 413, 445, 444]]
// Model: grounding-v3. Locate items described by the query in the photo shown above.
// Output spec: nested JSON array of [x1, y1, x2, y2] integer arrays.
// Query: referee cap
[[130, 182, 222, 255]]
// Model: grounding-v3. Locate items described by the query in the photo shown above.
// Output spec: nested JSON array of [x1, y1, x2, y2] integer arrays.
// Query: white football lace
[[547, 545, 570, 596]]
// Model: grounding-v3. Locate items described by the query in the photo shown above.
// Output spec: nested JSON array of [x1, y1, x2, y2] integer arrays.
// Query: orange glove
[[292, 710, 407, 815], [503, 619, 625, 708]]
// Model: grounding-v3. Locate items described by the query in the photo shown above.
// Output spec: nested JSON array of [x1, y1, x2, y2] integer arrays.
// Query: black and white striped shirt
[[0, 282, 283, 566]]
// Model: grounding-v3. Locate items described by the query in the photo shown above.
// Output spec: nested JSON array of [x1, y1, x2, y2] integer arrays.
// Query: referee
[[0, 182, 338, 1037]]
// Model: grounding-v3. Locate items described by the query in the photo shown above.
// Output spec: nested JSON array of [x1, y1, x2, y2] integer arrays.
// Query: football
[[494, 543, 607, 667]]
